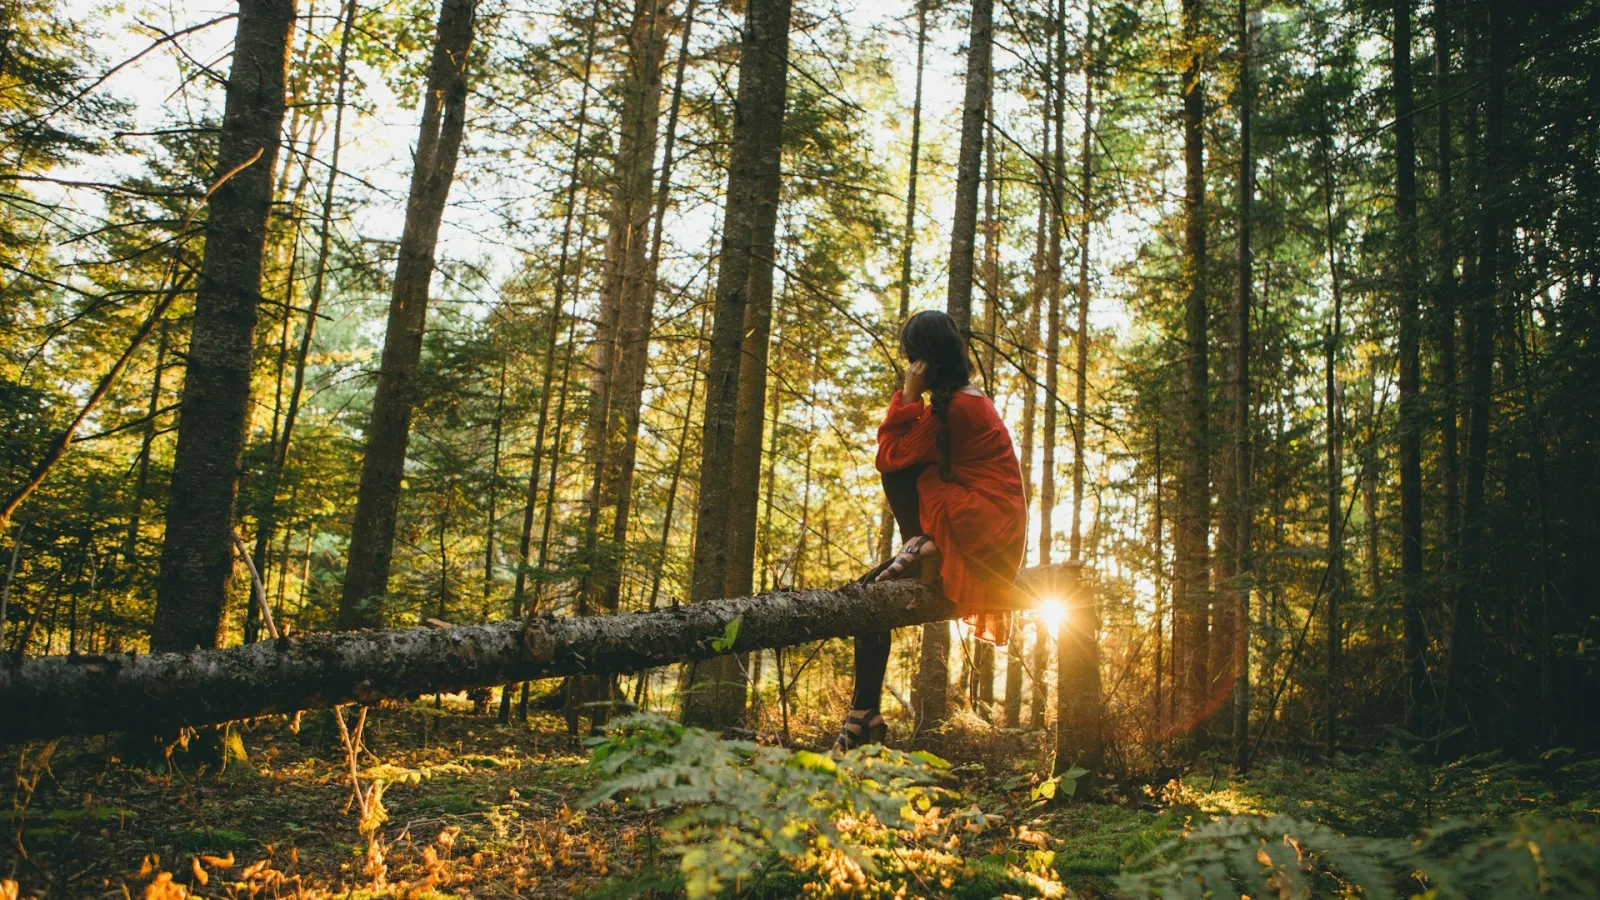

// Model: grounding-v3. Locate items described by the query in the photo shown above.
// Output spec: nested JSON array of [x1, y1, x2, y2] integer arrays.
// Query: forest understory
[[5, 0, 1600, 893], [6, 692, 1600, 899]]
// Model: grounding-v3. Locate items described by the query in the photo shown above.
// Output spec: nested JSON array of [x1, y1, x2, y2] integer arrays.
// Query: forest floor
[[4, 694, 1598, 899]]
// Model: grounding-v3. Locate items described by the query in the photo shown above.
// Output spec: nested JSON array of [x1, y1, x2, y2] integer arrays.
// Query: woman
[[836, 309, 1028, 751]]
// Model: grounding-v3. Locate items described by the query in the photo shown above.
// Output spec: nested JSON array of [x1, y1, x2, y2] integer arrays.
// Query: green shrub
[[584, 713, 999, 899]]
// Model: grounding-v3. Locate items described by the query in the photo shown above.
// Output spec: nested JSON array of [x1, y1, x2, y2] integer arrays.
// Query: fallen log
[[0, 566, 1071, 743]]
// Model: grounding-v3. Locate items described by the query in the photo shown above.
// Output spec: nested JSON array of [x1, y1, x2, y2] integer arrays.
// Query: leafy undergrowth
[[4, 702, 1600, 899]]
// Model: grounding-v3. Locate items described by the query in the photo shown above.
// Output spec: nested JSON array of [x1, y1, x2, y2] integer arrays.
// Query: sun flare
[[1036, 598, 1068, 638]]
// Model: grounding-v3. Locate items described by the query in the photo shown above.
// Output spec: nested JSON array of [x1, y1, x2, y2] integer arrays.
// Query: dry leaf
[[199, 852, 234, 869], [190, 858, 208, 887]]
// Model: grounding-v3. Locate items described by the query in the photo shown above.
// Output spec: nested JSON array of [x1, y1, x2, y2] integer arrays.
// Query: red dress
[[876, 388, 1027, 644]]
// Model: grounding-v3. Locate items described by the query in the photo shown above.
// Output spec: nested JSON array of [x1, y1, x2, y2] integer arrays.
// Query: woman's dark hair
[[899, 309, 972, 482]]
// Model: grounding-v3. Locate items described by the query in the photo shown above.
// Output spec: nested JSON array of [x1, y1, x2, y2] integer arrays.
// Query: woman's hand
[[903, 359, 929, 400]]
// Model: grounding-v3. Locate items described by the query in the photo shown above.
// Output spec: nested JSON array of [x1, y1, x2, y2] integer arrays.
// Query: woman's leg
[[881, 464, 930, 542], [844, 465, 925, 721], [852, 629, 892, 712]]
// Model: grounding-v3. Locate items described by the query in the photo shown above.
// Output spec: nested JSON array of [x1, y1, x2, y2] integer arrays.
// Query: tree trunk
[[1174, 0, 1211, 728], [602, 0, 697, 617], [586, 0, 671, 615], [123, 322, 168, 570], [484, 353, 507, 600], [338, 0, 476, 630], [1153, 427, 1165, 733], [1228, 0, 1254, 770], [1393, 0, 1427, 735], [1056, 0, 1103, 780], [914, 0, 993, 738], [510, 0, 600, 631], [2, 565, 1073, 743], [943, 0, 994, 334], [879, 0, 930, 564], [265, 0, 358, 594], [1446, 0, 1503, 741], [149, 0, 297, 653], [1432, 0, 1460, 620], [682, 0, 793, 728], [1320, 111, 1345, 757]]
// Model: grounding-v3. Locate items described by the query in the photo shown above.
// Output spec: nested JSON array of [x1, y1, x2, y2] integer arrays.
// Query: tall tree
[[248, 0, 360, 640], [601, 0, 697, 615], [1319, 86, 1346, 757], [1227, 0, 1254, 769], [509, 0, 601, 634], [1446, 0, 1505, 738], [149, 0, 298, 653], [682, 0, 794, 728], [1432, 0, 1460, 614], [1056, 0, 1102, 777], [1173, 0, 1211, 726], [338, 0, 476, 629], [915, 0, 994, 736], [583, 0, 671, 615], [879, 0, 930, 565], [1392, 0, 1426, 732]]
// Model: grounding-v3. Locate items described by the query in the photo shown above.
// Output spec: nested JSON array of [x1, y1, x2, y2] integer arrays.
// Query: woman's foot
[[875, 536, 936, 582], [833, 708, 888, 752]]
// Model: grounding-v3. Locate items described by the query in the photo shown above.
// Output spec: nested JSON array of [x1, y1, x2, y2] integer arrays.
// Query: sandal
[[874, 536, 935, 583], [833, 708, 888, 752]]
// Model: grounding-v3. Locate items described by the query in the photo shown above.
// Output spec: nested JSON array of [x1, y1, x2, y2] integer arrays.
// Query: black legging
[[852, 464, 929, 712]]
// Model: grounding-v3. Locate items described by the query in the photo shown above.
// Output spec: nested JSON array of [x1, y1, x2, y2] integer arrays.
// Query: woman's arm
[[876, 390, 939, 472]]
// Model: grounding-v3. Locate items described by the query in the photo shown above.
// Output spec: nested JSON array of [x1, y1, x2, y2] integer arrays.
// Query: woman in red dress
[[836, 310, 1028, 751]]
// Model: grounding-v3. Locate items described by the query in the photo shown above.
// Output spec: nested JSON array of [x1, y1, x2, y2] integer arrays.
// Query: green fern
[[584, 713, 960, 898], [1116, 813, 1600, 899]]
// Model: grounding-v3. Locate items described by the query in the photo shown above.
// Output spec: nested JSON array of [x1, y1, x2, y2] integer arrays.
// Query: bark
[[338, 0, 476, 629], [1393, 0, 1427, 734], [123, 322, 168, 569], [484, 353, 507, 600], [942, 0, 994, 333], [1040, 0, 1064, 575], [1433, 0, 1460, 608], [0, 526, 22, 651], [1320, 114, 1345, 757], [266, 0, 358, 577], [682, 0, 793, 728], [602, 0, 697, 616], [1228, 0, 1254, 770], [898, 0, 927, 318], [1029, 619, 1048, 729], [586, 0, 672, 614], [149, 0, 298, 653], [1446, 0, 1503, 739], [1029, 0, 1059, 735], [647, 304, 708, 612], [3, 567, 1070, 743], [1153, 427, 1165, 732], [1069, 0, 1093, 566], [982, 106, 999, 390], [1004, 623, 1024, 726], [510, 0, 600, 626], [879, 0, 929, 564], [1174, 0, 1211, 728], [912, 0, 994, 737], [1056, 0, 1103, 780], [1053, 563, 1099, 775]]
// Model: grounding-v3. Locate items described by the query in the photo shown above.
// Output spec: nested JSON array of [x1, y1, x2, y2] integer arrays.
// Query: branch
[[0, 567, 1071, 742]]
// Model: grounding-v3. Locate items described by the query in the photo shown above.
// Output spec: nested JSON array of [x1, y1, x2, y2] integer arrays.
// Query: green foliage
[[710, 616, 741, 653], [585, 714, 956, 898], [1117, 813, 1600, 899]]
